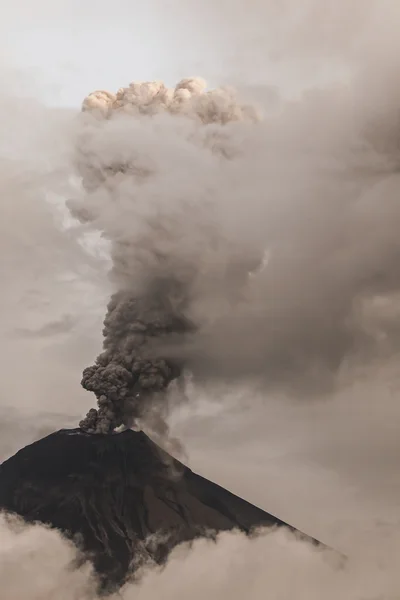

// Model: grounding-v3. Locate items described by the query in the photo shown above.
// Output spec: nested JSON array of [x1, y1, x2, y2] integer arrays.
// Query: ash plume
[[69, 78, 259, 434], [70, 59, 400, 435]]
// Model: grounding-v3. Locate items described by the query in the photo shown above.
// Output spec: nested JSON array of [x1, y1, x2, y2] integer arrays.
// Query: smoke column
[[69, 78, 259, 434], [69, 51, 400, 435]]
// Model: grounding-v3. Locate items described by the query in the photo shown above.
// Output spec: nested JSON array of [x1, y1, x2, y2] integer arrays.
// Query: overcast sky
[[1, 0, 350, 107]]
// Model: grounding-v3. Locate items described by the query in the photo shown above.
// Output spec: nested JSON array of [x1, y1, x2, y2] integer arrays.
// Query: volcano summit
[[0, 428, 321, 592]]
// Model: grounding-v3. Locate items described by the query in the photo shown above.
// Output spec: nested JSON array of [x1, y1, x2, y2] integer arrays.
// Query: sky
[[1, 0, 349, 107]]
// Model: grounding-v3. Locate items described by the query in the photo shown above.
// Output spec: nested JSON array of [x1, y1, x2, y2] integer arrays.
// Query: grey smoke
[[69, 78, 259, 434], [69, 62, 400, 434]]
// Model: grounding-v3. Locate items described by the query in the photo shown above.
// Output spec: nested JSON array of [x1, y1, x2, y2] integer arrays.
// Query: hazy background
[[2, 1, 400, 598]]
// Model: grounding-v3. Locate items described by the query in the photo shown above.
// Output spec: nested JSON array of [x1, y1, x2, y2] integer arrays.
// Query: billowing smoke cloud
[[69, 78, 260, 434], [69, 58, 400, 434]]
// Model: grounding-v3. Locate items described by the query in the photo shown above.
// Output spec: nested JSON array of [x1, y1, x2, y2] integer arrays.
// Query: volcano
[[0, 428, 322, 591]]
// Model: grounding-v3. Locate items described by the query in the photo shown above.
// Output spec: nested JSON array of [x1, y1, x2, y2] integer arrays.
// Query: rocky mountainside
[[0, 428, 321, 591]]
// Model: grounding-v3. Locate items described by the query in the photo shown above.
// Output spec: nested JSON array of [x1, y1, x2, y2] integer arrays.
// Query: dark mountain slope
[[0, 428, 321, 591]]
